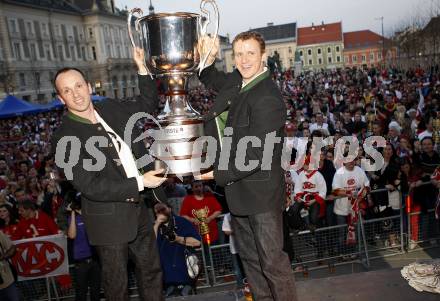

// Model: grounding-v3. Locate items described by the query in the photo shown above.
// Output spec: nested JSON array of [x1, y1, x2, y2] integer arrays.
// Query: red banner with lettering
[[11, 234, 69, 281]]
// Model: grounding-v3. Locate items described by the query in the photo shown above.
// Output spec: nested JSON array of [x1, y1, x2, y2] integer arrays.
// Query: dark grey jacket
[[200, 66, 286, 216], [52, 75, 166, 246]]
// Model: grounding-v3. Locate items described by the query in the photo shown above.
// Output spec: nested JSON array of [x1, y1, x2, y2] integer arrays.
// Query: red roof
[[297, 22, 343, 46], [343, 30, 387, 49]]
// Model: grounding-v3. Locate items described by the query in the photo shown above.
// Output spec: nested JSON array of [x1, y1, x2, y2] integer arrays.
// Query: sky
[[115, 0, 437, 38]]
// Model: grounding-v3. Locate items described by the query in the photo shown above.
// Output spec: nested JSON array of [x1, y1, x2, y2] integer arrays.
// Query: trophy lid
[[143, 12, 199, 21]]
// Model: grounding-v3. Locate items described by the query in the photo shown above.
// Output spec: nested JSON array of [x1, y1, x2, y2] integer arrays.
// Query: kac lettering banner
[[11, 234, 69, 281]]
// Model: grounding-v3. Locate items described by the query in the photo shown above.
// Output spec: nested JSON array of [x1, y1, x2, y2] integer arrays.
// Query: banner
[[11, 234, 69, 281]]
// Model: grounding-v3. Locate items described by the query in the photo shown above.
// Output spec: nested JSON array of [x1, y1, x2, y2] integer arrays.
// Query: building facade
[[0, 0, 141, 103], [223, 22, 297, 73], [297, 22, 344, 71], [343, 30, 397, 68]]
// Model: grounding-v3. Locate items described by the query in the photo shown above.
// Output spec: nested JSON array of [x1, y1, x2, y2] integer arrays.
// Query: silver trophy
[[127, 0, 219, 176]]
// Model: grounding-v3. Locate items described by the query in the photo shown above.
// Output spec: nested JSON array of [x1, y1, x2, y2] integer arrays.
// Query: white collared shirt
[[242, 67, 268, 88], [95, 111, 144, 191]]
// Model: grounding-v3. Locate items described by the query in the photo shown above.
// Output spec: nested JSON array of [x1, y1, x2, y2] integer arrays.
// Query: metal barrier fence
[[13, 188, 439, 300], [408, 208, 440, 252]]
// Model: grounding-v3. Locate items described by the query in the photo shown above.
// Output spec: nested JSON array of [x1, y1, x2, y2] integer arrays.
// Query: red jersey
[[180, 194, 222, 243], [0, 224, 19, 240], [14, 210, 59, 240]]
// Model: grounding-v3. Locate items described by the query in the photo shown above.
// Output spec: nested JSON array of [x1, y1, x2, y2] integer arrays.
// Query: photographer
[[66, 191, 101, 301], [153, 203, 200, 297], [0, 230, 18, 301]]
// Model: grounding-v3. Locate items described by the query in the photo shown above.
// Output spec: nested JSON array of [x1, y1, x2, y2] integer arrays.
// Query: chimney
[[267, 22, 274, 27]]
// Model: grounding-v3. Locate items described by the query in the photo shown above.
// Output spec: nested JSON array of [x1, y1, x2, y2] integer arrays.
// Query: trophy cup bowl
[[192, 207, 210, 236], [128, 0, 219, 177]]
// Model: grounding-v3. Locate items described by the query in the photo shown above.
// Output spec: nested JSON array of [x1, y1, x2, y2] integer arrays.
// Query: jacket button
[[227, 100, 231, 105], [109, 143, 113, 147], [97, 126, 102, 131], [213, 111, 217, 116]]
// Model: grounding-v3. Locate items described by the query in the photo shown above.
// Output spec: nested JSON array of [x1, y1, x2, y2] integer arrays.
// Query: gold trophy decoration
[[192, 207, 210, 235]]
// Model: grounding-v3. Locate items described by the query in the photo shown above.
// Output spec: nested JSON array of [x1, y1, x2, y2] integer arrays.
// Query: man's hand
[[143, 169, 166, 188], [133, 47, 148, 75], [197, 36, 219, 67], [194, 170, 214, 180], [155, 213, 168, 225]]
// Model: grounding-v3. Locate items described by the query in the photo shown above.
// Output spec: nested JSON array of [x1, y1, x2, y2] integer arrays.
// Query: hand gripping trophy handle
[[127, 8, 153, 79], [197, 0, 220, 75]]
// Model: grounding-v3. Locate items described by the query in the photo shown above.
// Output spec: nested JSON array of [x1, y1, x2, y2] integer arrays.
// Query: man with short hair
[[154, 203, 201, 297], [180, 181, 222, 244], [197, 31, 297, 300], [310, 112, 330, 136], [52, 48, 167, 301], [14, 200, 59, 239]]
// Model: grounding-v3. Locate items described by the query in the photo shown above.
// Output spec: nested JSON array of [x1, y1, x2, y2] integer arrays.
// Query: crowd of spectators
[[0, 64, 439, 298]]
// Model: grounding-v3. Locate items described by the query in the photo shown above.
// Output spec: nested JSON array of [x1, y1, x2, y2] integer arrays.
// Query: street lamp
[[375, 17, 385, 66]]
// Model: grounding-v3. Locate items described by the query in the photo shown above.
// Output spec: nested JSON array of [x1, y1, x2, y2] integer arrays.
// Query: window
[[327, 47, 331, 53], [9, 19, 17, 33], [92, 46, 97, 60], [19, 73, 26, 86], [318, 58, 322, 64], [370, 53, 374, 61], [81, 47, 86, 60], [288, 47, 292, 54], [308, 59, 312, 65], [328, 56, 332, 63], [88, 27, 93, 38], [336, 56, 341, 63], [34, 72, 40, 86], [117, 46, 121, 58], [57, 45, 64, 60], [317, 48, 322, 55], [45, 44, 51, 61], [299, 50, 303, 56], [55, 25, 60, 37], [106, 44, 112, 58], [377, 52, 382, 60], [26, 21, 34, 35], [352, 55, 357, 62], [13, 43, 21, 60], [30, 44, 37, 60], [41, 23, 48, 36], [336, 46, 340, 52], [345, 56, 349, 63], [307, 49, 312, 56], [361, 55, 366, 62], [70, 46, 75, 60]]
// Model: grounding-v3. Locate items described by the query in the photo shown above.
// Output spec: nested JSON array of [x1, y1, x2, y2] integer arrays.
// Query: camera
[[159, 216, 177, 242]]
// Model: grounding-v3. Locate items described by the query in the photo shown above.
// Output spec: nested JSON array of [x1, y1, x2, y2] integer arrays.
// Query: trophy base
[[150, 116, 212, 177]]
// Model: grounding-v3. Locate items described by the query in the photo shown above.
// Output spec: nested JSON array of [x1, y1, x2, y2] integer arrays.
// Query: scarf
[[346, 187, 368, 245]]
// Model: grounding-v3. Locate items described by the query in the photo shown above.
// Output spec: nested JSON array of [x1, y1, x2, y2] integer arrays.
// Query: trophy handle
[[127, 8, 153, 78], [198, 0, 220, 75]]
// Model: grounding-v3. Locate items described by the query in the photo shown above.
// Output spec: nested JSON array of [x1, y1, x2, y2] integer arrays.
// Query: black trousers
[[95, 205, 163, 301], [74, 258, 101, 301], [287, 202, 320, 230], [231, 210, 298, 301]]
